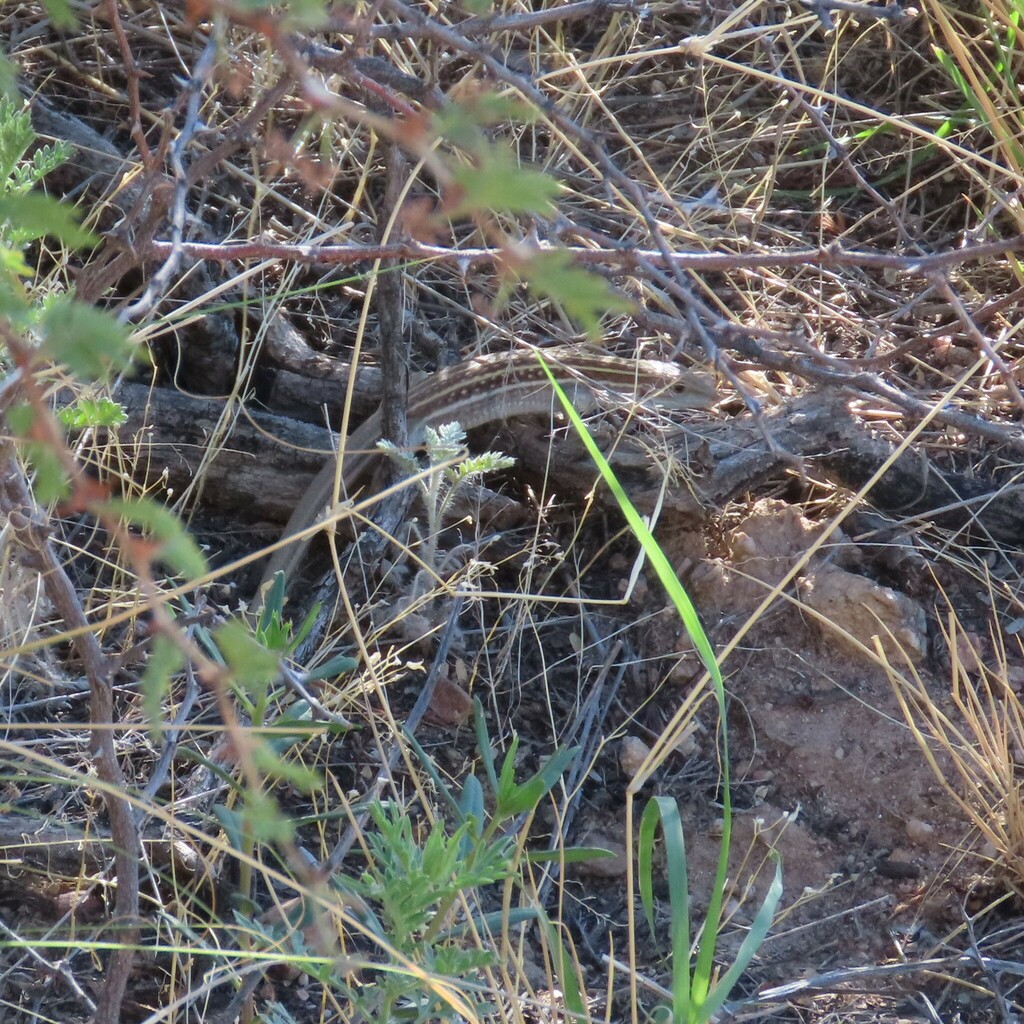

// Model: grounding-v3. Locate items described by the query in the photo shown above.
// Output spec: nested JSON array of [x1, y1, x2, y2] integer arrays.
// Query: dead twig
[[137, 233, 1024, 276], [0, 461, 140, 1024]]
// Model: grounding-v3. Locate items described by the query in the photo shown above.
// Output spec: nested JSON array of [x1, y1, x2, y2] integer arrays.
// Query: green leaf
[[543, 355, 751, 1024], [255, 570, 291, 637], [495, 743, 578, 819], [698, 852, 782, 1022], [458, 774, 484, 855], [214, 619, 281, 689], [253, 580, 323, 656], [24, 441, 69, 504], [452, 451, 515, 480], [261, 703, 331, 758], [58, 396, 127, 429], [213, 803, 245, 853], [0, 59, 16, 102], [526, 845, 622, 865], [639, 797, 693, 1021], [41, 0, 77, 28], [23, 140, 73, 186], [305, 654, 359, 681], [40, 298, 133, 382], [252, 744, 321, 793], [0, 194, 97, 248], [6, 401, 31, 437], [376, 437, 422, 479], [0, 243, 31, 279], [495, 732, 521, 804], [0, 272, 30, 335], [524, 251, 634, 340], [232, 0, 326, 28], [424, 420, 466, 459], [141, 634, 184, 739], [537, 355, 720, 695], [256, 584, 322, 654], [473, 698, 499, 794], [448, 145, 560, 217], [100, 496, 208, 579], [0, 98, 34, 186], [433, 94, 537, 149], [8, 403, 70, 503], [243, 790, 295, 844]]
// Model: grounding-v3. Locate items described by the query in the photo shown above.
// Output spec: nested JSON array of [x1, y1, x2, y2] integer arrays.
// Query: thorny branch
[[136, 233, 1024, 277], [0, 451, 140, 1024]]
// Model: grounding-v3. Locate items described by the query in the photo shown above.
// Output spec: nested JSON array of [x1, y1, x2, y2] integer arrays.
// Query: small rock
[[619, 736, 652, 779], [673, 723, 700, 758], [578, 834, 630, 878], [906, 818, 935, 844], [798, 565, 928, 664], [953, 631, 984, 675], [425, 677, 473, 726], [667, 636, 701, 685], [690, 500, 854, 616], [877, 853, 920, 880], [727, 501, 848, 581]]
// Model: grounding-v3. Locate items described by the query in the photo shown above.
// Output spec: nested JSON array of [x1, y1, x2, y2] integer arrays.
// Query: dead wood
[[698, 395, 1024, 544], [114, 382, 331, 523], [0, 813, 218, 920], [108, 385, 1024, 544]]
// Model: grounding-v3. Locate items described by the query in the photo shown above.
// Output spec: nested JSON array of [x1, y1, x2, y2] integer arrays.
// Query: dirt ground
[[413, 491, 1024, 1023]]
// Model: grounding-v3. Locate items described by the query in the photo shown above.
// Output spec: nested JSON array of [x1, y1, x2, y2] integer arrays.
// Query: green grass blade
[[537, 355, 744, 1021], [534, 355, 716, 676], [473, 697, 500, 794], [640, 796, 693, 1021], [400, 727, 464, 819], [540, 912, 587, 1019], [697, 852, 783, 1022]]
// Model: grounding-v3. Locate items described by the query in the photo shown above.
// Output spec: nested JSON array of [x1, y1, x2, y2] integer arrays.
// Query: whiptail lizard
[[255, 346, 717, 604]]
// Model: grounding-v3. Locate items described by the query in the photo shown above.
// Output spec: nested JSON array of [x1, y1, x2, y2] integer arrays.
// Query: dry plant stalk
[[882, 596, 1024, 884]]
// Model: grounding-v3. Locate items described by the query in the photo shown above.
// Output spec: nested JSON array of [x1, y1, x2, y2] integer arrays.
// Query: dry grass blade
[[884, 580, 1024, 886]]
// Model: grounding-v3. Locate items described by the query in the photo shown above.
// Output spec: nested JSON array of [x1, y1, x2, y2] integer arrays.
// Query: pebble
[[578, 834, 630, 878], [619, 736, 652, 779], [906, 818, 934, 844]]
